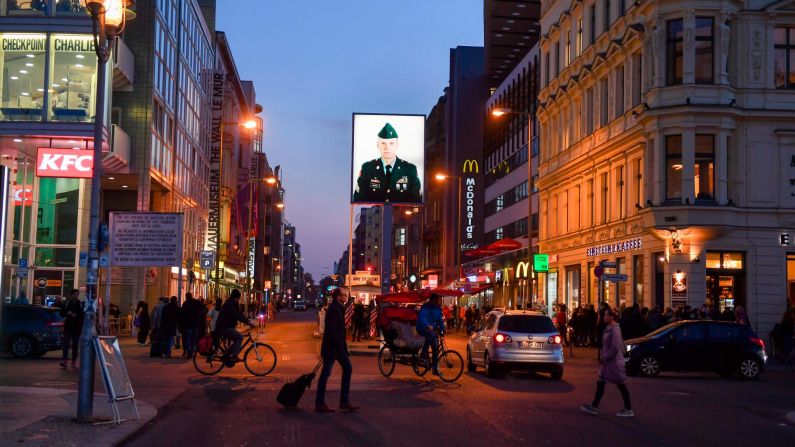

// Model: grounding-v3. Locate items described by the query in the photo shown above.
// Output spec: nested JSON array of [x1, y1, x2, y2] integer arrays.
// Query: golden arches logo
[[462, 159, 479, 174], [516, 261, 530, 279]]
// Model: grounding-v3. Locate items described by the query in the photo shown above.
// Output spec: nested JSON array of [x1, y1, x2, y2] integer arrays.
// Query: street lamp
[[435, 172, 463, 283], [243, 174, 282, 315], [79, 0, 135, 422]]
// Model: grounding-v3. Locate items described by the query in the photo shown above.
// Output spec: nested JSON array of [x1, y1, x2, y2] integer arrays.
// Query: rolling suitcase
[[276, 360, 323, 409]]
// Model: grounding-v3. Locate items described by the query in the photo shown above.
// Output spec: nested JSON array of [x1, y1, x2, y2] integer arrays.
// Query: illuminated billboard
[[351, 113, 425, 205]]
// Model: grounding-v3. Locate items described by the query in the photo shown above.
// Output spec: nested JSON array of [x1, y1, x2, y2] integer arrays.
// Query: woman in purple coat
[[581, 308, 633, 417]]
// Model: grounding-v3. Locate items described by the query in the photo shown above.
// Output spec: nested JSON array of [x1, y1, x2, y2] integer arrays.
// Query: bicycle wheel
[[378, 346, 396, 377], [193, 351, 224, 375], [437, 350, 464, 383], [244, 343, 277, 376], [411, 352, 430, 376]]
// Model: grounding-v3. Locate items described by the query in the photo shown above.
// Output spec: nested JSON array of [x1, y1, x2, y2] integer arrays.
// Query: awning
[[466, 284, 494, 295], [487, 238, 523, 251]]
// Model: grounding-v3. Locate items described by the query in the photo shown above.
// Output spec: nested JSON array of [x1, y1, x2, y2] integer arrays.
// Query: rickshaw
[[376, 290, 464, 383]]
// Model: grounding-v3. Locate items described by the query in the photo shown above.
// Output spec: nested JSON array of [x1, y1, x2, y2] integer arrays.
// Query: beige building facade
[[537, 0, 795, 337]]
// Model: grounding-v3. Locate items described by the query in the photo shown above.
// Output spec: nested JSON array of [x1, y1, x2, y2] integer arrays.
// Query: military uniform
[[353, 157, 422, 203]]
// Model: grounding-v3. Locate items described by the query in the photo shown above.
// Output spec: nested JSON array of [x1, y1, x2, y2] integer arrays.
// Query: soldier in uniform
[[353, 123, 422, 203]]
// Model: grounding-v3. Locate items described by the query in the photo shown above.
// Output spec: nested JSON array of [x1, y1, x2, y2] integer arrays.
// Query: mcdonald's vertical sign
[[460, 159, 482, 252]]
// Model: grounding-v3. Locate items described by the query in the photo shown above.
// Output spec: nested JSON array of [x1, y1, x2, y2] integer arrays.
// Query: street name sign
[[602, 274, 628, 282]]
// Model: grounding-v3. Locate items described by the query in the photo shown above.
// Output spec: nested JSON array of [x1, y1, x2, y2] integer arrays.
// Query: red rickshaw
[[376, 289, 464, 383]]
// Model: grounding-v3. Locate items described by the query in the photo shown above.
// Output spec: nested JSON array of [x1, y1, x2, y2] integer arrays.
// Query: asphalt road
[[2, 310, 795, 446]]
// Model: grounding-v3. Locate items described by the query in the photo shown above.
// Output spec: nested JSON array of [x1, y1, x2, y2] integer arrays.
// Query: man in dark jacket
[[216, 289, 254, 362], [179, 292, 207, 358], [160, 297, 180, 358], [59, 289, 83, 369], [316, 288, 359, 413]]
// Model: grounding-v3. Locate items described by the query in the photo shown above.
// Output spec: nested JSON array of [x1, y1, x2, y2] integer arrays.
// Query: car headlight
[[625, 344, 635, 353]]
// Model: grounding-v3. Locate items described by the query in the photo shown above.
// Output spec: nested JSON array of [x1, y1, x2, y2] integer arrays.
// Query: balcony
[[103, 124, 130, 173], [113, 37, 134, 91]]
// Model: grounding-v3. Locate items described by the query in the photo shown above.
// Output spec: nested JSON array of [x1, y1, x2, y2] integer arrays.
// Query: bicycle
[[378, 331, 464, 383], [193, 326, 277, 376]]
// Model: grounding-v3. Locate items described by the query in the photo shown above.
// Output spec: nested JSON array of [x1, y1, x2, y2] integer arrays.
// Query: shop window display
[[0, 34, 46, 121]]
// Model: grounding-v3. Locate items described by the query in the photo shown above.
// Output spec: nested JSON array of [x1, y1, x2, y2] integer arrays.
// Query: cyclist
[[416, 293, 445, 375], [216, 289, 254, 363]]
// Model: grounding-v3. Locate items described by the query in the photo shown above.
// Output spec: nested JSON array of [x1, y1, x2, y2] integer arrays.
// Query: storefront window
[[34, 247, 75, 267], [617, 257, 626, 305], [50, 35, 97, 122], [695, 134, 715, 200], [666, 135, 682, 200], [565, 266, 580, 310], [587, 261, 595, 304], [36, 177, 79, 245], [722, 253, 743, 269], [5, 0, 48, 15], [0, 34, 46, 121], [54, 0, 85, 14], [706, 252, 721, 268], [633, 255, 644, 305]]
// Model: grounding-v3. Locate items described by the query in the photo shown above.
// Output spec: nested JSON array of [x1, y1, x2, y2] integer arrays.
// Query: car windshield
[[497, 315, 556, 333], [645, 323, 680, 339]]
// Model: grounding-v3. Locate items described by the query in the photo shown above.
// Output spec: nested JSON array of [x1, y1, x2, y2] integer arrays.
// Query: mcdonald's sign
[[516, 261, 530, 279], [462, 159, 479, 174]]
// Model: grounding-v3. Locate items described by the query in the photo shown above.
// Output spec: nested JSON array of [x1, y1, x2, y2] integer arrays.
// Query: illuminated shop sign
[[461, 159, 479, 250], [35, 148, 93, 178], [53, 36, 95, 52], [2, 35, 45, 51], [586, 238, 642, 257], [13, 185, 32, 205]]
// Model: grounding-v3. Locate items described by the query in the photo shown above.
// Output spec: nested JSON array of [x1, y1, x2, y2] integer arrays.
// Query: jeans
[[592, 380, 631, 410], [315, 351, 353, 406], [183, 328, 197, 357], [219, 328, 243, 358], [417, 327, 439, 372], [62, 332, 79, 362], [164, 335, 174, 358]]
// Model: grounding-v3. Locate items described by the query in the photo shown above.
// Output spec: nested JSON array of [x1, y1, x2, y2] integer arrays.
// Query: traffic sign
[[600, 261, 617, 268], [199, 250, 215, 269], [18, 258, 28, 278], [602, 274, 628, 282], [78, 252, 88, 267], [19, 258, 27, 268], [99, 254, 110, 268], [594, 266, 603, 278]]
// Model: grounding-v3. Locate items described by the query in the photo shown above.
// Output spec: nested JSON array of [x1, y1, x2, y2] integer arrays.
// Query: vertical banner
[[460, 159, 483, 252], [208, 70, 225, 285]]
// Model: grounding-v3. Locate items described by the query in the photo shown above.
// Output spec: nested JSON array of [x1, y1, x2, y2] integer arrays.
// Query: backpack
[[197, 334, 213, 356]]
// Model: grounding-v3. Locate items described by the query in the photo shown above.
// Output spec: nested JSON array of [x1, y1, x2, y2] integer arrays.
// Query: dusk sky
[[216, 1, 484, 279]]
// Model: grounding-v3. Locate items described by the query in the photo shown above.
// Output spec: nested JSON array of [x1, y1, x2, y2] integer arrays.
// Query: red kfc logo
[[13, 185, 32, 205], [36, 148, 94, 178]]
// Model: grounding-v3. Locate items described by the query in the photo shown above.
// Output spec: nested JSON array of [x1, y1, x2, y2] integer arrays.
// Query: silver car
[[467, 310, 564, 379]]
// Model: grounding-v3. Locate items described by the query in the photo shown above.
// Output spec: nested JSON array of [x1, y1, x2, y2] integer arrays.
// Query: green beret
[[378, 123, 398, 139]]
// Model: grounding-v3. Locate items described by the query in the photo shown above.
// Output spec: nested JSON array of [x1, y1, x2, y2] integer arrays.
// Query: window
[[632, 52, 642, 105], [50, 34, 98, 120], [599, 78, 608, 127], [667, 19, 684, 85], [545, 51, 551, 85], [614, 65, 625, 118], [604, 0, 611, 29], [589, 4, 596, 44], [496, 195, 505, 212], [665, 135, 683, 200], [787, 253, 795, 309], [587, 179, 594, 227], [616, 165, 624, 218], [0, 34, 46, 121], [634, 158, 642, 210], [695, 17, 714, 84], [708, 324, 739, 340], [774, 27, 795, 89], [554, 41, 560, 75], [706, 251, 744, 269], [633, 255, 644, 304], [498, 315, 556, 333], [600, 173, 609, 224], [617, 257, 626, 304], [695, 134, 715, 200], [674, 324, 706, 342], [577, 19, 583, 56], [36, 177, 79, 245], [565, 34, 571, 66], [585, 88, 594, 134]]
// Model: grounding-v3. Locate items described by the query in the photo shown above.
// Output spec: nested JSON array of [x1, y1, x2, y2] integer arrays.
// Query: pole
[[214, 121, 224, 299], [244, 179, 254, 314], [380, 204, 393, 295], [78, 34, 108, 421], [347, 204, 354, 287]]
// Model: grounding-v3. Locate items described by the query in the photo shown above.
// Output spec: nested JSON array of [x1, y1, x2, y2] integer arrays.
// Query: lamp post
[[79, 0, 134, 421], [435, 173, 463, 284], [492, 106, 535, 308], [243, 174, 281, 315]]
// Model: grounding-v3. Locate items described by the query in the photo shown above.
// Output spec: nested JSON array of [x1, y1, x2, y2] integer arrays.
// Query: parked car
[[1, 304, 64, 358], [625, 320, 767, 380], [293, 300, 306, 311], [467, 310, 564, 379]]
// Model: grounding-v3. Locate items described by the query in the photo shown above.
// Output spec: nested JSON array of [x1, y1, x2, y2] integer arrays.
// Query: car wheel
[[550, 369, 563, 380], [10, 335, 36, 358], [466, 348, 477, 372], [484, 352, 500, 378], [738, 356, 762, 380], [639, 355, 661, 377]]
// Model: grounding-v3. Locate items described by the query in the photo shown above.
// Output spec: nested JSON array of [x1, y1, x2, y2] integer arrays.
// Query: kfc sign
[[13, 185, 32, 205], [36, 148, 93, 178]]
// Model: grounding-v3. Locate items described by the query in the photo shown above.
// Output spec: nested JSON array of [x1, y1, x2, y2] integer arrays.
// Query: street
[[1, 310, 794, 446]]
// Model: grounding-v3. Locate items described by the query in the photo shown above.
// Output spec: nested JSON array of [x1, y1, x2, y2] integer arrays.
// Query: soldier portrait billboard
[[351, 113, 425, 204]]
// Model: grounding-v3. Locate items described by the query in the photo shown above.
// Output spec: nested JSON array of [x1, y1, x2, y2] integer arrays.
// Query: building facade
[[537, 0, 795, 337]]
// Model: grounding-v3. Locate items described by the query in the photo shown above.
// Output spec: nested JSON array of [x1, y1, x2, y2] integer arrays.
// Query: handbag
[[133, 316, 141, 328]]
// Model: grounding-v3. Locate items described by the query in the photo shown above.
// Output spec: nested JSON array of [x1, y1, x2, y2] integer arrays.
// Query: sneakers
[[580, 404, 598, 415], [616, 409, 635, 417]]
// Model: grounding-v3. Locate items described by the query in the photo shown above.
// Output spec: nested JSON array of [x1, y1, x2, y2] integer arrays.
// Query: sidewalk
[[0, 386, 156, 447]]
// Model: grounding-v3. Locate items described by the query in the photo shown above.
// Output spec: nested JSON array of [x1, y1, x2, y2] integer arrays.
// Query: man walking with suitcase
[[316, 287, 359, 413]]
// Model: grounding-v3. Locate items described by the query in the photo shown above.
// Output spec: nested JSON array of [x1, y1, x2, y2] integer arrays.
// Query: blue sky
[[216, 0, 483, 278]]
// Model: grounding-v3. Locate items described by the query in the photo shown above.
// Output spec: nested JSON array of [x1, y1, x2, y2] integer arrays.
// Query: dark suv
[[625, 320, 767, 380], [1, 305, 64, 357]]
